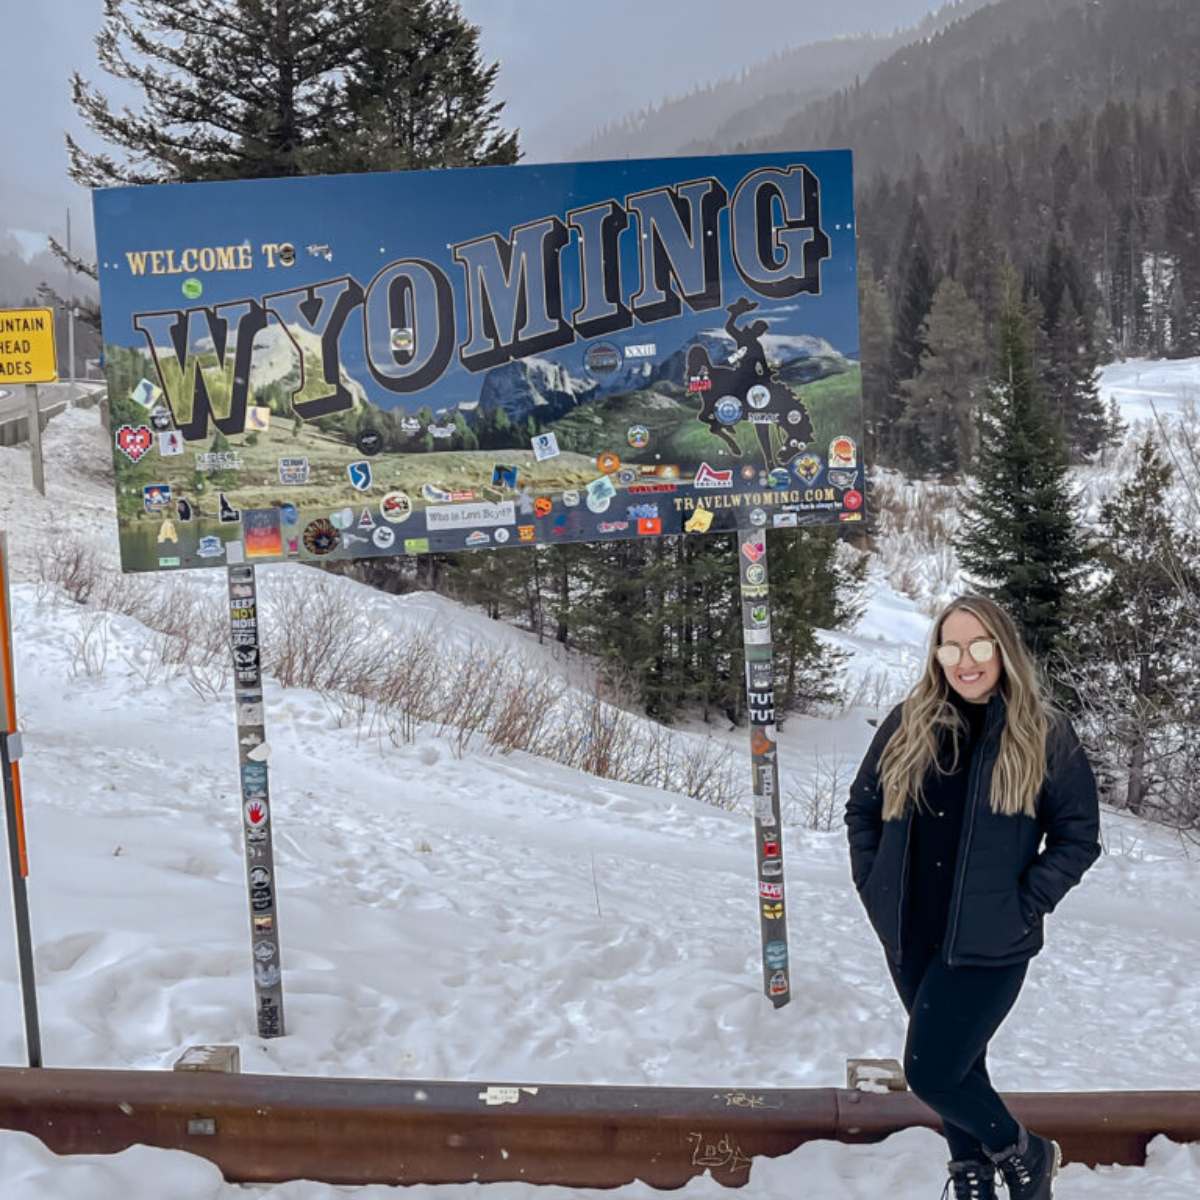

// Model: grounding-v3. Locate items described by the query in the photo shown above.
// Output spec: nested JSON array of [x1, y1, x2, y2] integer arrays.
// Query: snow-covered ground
[[1, 365, 1199, 1196]]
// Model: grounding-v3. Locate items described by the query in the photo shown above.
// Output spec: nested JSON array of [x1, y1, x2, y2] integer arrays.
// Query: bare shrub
[[783, 751, 855, 831], [38, 542, 105, 606], [66, 612, 110, 679]]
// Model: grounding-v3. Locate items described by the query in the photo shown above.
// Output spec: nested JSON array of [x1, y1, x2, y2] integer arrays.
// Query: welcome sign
[[92, 151, 865, 573]]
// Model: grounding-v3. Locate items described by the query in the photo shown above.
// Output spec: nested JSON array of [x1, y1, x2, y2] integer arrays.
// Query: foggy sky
[[1, 0, 945, 251]]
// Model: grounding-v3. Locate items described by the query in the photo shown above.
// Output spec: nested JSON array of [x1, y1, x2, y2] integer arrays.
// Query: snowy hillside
[[0, 375, 1199, 1196]]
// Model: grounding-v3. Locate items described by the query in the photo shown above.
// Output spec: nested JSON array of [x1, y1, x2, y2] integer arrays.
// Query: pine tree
[[68, 0, 365, 185], [888, 198, 937, 465], [898, 277, 988, 479], [857, 261, 894, 471], [958, 267, 1089, 662], [340, 0, 519, 171], [1066, 437, 1200, 814]]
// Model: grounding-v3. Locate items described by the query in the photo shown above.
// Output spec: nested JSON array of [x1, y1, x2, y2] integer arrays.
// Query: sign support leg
[[737, 528, 790, 1008], [227, 563, 286, 1038], [0, 532, 41, 1064], [26, 385, 44, 497]]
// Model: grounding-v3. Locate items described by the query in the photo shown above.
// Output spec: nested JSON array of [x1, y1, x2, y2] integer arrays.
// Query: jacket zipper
[[944, 704, 995, 967]]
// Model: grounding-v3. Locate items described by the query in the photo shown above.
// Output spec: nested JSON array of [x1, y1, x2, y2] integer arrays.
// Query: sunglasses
[[935, 638, 997, 668]]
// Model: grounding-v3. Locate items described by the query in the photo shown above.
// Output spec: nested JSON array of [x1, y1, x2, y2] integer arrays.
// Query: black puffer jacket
[[845, 694, 1101, 968]]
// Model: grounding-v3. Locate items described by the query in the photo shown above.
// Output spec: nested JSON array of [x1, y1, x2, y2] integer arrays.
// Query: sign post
[[0, 532, 43, 1065], [226, 564, 286, 1039], [0, 308, 58, 497], [738, 530, 791, 1008]]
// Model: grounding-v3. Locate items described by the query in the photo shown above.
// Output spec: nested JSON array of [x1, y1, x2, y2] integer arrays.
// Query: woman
[[844, 595, 1101, 1200]]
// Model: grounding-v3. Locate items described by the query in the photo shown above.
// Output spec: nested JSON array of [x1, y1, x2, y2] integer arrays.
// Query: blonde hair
[[879, 594, 1053, 821]]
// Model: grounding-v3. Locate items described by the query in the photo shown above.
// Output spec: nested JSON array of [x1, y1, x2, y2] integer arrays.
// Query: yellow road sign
[[0, 308, 58, 385]]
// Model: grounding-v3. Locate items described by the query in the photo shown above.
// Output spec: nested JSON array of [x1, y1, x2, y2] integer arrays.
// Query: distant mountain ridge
[[572, 0, 994, 161]]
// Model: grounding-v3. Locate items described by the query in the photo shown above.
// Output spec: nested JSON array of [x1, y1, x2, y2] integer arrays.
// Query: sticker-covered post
[[227, 564, 286, 1038], [0, 531, 43, 1065], [738, 528, 790, 1009]]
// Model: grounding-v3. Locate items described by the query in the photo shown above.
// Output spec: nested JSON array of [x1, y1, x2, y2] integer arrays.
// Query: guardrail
[[1, 1068, 1196, 1188]]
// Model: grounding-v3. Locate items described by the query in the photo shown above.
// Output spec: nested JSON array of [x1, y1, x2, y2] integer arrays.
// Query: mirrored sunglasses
[[935, 638, 997, 668]]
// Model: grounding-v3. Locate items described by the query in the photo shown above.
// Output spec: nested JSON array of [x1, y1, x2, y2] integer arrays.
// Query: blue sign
[[93, 151, 865, 573]]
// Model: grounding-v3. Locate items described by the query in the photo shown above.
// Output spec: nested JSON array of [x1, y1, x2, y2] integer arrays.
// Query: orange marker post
[[0, 531, 42, 1066]]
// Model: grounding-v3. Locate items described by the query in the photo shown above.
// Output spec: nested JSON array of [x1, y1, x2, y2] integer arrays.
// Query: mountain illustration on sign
[[687, 298, 815, 468]]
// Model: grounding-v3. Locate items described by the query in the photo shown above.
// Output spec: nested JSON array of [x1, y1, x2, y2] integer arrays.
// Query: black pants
[[886, 940, 1028, 1161]]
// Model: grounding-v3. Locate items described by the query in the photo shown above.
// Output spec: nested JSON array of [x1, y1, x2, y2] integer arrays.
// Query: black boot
[[984, 1124, 1062, 1199], [939, 1157, 999, 1200]]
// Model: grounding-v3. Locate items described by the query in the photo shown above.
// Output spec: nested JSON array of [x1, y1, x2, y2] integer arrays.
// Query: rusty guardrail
[[0, 1069, 1197, 1188]]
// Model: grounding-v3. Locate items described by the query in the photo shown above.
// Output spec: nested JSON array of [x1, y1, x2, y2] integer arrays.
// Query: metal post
[[737, 528, 790, 1008], [226, 564, 285, 1038], [26, 385, 43, 497], [0, 532, 42, 1066], [66, 209, 75, 398]]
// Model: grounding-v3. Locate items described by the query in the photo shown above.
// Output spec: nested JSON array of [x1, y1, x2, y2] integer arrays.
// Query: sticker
[[380, 492, 413, 524], [759, 881, 783, 900], [253, 914, 274, 934], [762, 839, 781, 859], [303, 518, 338, 555], [465, 530, 490, 546], [715, 396, 742, 425], [340, 530, 369, 550], [357, 507, 376, 530], [772, 512, 798, 528], [597, 451, 621, 475], [131, 378, 163, 408], [532, 432, 560, 461], [843, 489, 864, 512], [840, 512, 863, 522], [219, 493, 241, 524], [517, 525, 536, 542], [372, 526, 396, 549], [156, 520, 177, 544], [585, 342, 621, 376], [534, 497, 553, 518], [765, 941, 788, 968], [226, 541, 245, 564], [749, 605, 769, 628], [246, 742, 270, 763], [741, 465, 757, 481], [242, 763, 268, 798], [244, 799, 269, 830], [637, 517, 661, 536], [551, 512, 568, 536], [158, 430, 184, 456], [403, 537, 430, 553], [768, 970, 789, 997], [787, 410, 804, 425], [197, 535, 224, 558], [115, 424, 153, 463], [597, 520, 629, 533], [247, 406, 271, 432], [253, 941, 277, 962], [586, 475, 616, 503], [741, 540, 766, 564], [762, 859, 783, 878], [181, 277, 203, 300], [149, 405, 174, 432], [626, 425, 650, 449], [347, 461, 373, 492], [687, 367, 711, 393], [428, 423, 455, 439], [747, 385, 770, 410], [754, 795, 777, 826], [562, 489, 580, 507], [616, 466, 638, 485], [625, 343, 656, 359], [255, 962, 281, 988], [249, 866, 271, 889], [794, 455, 822, 484], [627, 503, 659, 520], [278, 457, 310, 485], [356, 428, 383, 456], [768, 468, 791, 489], [743, 628, 771, 645], [329, 507, 355, 530], [425, 501, 514, 529], [390, 327, 414, 352], [762, 902, 784, 920], [745, 563, 766, 585], [830, 436, 857, 468], [196, 449, 242, 473], [694, 462, 733, 488], [493, 527, 510, 544], [244, 509, 283, 559], [492, 464, 518, 490], [143, 483, 172, 513], [586, 492, 610, 514], [748, 508, 767, 527], [422, 483, 451, 503], [747, 661, 773, 690], [684, 507, 714, 534], [827, 469, 857, 490], [751, 728, 775, 757], [157, 556, 181, 568]]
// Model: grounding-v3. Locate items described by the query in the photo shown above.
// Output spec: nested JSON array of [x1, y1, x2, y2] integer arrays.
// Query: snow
[[0, 375, 1198, 1196], [1098, 357, 1200, 425]]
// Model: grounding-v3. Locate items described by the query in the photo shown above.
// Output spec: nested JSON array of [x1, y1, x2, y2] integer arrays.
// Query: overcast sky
[[1, 0, 944, 253]]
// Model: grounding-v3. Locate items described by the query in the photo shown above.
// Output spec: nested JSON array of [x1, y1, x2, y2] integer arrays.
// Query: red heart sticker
[[741, 539, 766, 563], [116, 424, 153, 463]]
